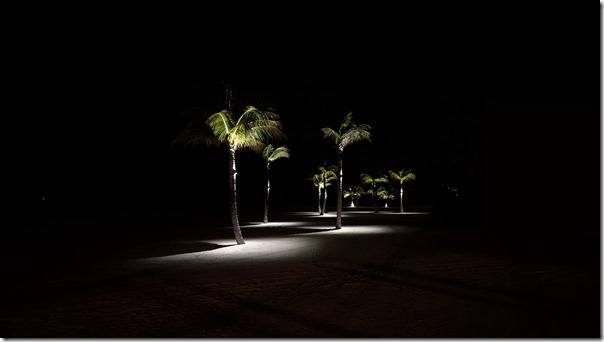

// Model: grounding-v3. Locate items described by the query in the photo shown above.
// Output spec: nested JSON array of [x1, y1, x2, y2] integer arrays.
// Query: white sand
[[1, 211, 599, 338]]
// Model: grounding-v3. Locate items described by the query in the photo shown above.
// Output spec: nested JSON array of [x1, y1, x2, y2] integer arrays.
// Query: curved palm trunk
[[229, 145, 245, 244], [335, 149, 343, 229], [399, 182, 404, 213], [263, 163, 270, 223]]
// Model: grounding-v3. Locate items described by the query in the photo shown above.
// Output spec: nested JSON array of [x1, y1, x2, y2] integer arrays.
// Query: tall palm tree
[[361, 172, 389, 213], [262, 144, 290, 223], [388, 169, 416, 213], [318, 164, 338, 215], [309, 173, 323, 214], [172, 83, 285, 244], [322, 113, 371, 229], [343, 184, 365, 207]]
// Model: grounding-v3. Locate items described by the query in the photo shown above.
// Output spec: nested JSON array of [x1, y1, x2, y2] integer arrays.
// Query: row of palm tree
[[172, 83, 412, 244], [317, 169, 416, 213]]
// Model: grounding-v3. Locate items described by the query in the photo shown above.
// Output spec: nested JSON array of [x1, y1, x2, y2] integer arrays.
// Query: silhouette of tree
[[262, 144, 290, 223], [361, 171, 389, 213], [388, 169, 416, 213], [317, 164, 338, 215], [322, 113, 371, 229], [172, 83, 285, 244], [344, 184, 365, 207]]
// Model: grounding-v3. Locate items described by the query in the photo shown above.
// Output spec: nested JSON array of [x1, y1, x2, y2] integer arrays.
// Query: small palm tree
[[388, 169, 416, 213], [343, 184, 365, 207], [318, 164, 338, 215], [262, 144, 290, 223], [361, 172, 389, 213], [377, 185, 395, 208], [309, 173, 323, 214], [322, 113, 371, 229], [172, 83, 285, 244]]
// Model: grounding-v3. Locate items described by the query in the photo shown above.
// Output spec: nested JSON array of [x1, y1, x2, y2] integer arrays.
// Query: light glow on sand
[[129, 211, 425, 267], [328, 226, 406, 234], [134, 236, 317, 265], [239, 221, 306, 228]]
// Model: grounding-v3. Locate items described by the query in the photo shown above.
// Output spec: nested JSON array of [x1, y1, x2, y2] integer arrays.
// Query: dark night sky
[[7, 5, 598, 230]]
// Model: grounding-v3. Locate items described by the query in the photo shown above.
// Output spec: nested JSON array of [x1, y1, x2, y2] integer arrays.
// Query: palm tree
[[262, 144, 290, 223], [388, 169, 416, 213], [309, 173, 323, 214], [172, 83, 285, 244], [377, 185, 395, 208], [343, 184, 365, 207], [322, 113, 371, 229], [361, 172, 389, 213], [318, 164, 338, 215]]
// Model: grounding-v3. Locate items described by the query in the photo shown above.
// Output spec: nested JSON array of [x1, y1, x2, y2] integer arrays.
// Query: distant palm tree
[[388, 169, 416, 213], [361, 172, 389, 213], [309, 173, 323, 214], [262, 144, 290, 223], [172, 83, 286, 244], [318, 164, 338, 215], [322, 113, 371, 229], [343, 184, 365, 207], [377, 185, 395, 208]]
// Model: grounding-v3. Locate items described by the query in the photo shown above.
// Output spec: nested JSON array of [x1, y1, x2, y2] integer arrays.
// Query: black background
[[6, 4, 599, 235]]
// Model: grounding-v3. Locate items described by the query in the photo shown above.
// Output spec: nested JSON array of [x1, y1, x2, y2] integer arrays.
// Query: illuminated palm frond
[[321, 127, 340, 144], [318, 165, 338, 188], [184, 105, 286, 153], [339, 112, 353, 133], [322, 112, 371, 150], [263, 144, 290, 163], [228, 106, 285, 152], [340, 126, 372, 149], [207, 110, 235, 143], [388, 169, 417, 183], [309, 173, 323, 189], [344, 184, 365, 199], [377, 186, 395, 201], [360, 173, 388, 186], [262, 143, 274, 160]]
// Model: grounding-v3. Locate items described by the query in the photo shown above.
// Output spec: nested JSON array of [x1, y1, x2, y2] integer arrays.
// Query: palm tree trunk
[[400, 182, 404, 213], [336, 149, 343, 229], [263, 164, 270, 223], [318, 187, 322, 214], [373, 183, 378, 213], [229, 145, 245, 244], [322, 188, 328, 214]]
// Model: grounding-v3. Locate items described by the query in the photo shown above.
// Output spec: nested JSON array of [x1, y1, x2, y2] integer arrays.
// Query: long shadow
[[239, 226, 333, 237], [262, 211, 432, 229], [120, 241, 234, 260]]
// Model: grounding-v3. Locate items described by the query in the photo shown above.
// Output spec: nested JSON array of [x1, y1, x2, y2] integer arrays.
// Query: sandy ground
[[0, 210, 600, 338]]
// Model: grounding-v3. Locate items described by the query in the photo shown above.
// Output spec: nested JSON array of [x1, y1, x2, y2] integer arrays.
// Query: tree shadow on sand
[[238, 224, 334, 238], [121, 241, 235, 260]]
